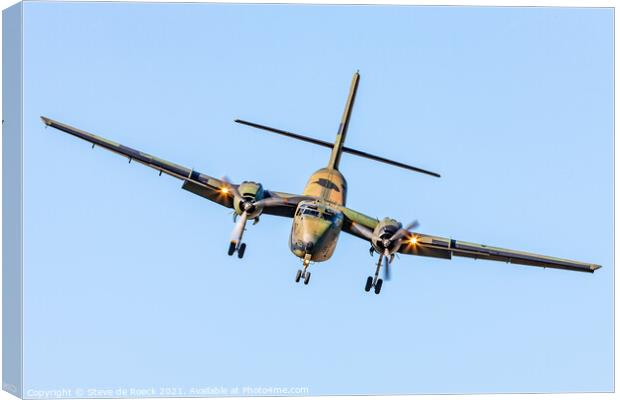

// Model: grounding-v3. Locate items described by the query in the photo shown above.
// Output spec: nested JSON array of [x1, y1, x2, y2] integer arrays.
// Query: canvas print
[[2, 1, 613, 398]]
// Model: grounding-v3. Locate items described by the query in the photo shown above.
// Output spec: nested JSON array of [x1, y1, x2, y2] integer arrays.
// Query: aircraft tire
[[295, 270, 302, 283], [238, 243, 246, 259], [227, 242, 236, 256], [364, 276, 373, 292], [374, 279, 383, 295], [303, 272, 311, 285]]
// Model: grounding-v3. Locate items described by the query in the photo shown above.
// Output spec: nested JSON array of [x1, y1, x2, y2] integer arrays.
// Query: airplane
[[40, 71, 601, 295]]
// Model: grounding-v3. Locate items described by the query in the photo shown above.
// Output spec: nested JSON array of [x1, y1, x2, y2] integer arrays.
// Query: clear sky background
[[20, 2, 612, 396]]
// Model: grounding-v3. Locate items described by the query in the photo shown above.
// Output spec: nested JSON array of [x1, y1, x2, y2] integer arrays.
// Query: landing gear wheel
[[295, 270, 302, 283], [227, 242, 236, 256], [303, 271, 311, 285], [374, 279, 383, 295], [237, 243, 246, 259], [365, 276, 373, 292]]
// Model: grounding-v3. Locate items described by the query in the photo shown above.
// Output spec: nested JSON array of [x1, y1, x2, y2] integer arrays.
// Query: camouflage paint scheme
[[40, 72, 601, 278]]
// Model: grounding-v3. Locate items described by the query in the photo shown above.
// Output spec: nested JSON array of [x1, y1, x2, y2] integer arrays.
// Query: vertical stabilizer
[[327, 71, 360, 170]]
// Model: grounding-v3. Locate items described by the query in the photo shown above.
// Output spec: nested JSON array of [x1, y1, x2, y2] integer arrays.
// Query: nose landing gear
[[295, 254, 312, 285]]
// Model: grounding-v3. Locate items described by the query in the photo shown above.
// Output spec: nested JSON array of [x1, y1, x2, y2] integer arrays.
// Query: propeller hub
[[372, 218, 420, 257]]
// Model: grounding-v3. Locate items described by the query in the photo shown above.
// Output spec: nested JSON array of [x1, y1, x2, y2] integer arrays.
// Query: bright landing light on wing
[[409, 236, 418, 245], [221, 187, 229, 194]]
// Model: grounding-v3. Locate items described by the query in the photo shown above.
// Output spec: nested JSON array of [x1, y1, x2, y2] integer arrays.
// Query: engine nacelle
[[233, 181, 265, 219], [371, 217, 403, 253]]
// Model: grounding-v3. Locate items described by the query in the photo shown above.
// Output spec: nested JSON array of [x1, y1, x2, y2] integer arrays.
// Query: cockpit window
[[302, 209, 320, 217], [298, 204, 319, 217], [297, 204, 341, 222], [321, 211, 336, 222]]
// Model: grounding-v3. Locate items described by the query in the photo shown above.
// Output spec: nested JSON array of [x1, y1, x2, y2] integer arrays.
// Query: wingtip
[[40, 116, 52, 126], [591, 264, 602, 272]]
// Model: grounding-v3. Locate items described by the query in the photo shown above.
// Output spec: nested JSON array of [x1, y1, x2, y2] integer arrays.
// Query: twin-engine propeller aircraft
[[41, 71, 600, 294]]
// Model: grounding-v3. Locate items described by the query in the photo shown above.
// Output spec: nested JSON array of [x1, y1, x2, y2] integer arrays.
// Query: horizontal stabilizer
[[235, 119, 441, 178]]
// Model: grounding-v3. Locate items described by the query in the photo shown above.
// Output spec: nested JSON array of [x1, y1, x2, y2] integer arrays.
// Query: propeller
[[350, 221, 374, 241], [353, 217, 422, 281], [221, 176, 256, 212], [383, 220, 418, 280], [389, 220, 420, 243], [221, 176, 243, 200]]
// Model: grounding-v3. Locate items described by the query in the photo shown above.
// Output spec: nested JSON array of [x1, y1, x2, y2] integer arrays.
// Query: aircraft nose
[[291, 238, 316, 258], [302, 222, 330, 244], [292, 218, 331, 257]]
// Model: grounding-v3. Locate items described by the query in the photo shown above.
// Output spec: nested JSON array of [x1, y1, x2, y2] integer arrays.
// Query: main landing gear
[[227, 241, 246, 258], [365, 251, 386, 295], [295, 254, 312, 285], [227, 212, 249, 259]]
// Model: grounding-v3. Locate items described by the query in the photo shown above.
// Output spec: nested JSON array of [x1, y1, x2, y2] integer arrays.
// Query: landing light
[[409, 236, 418, 245], [221, 187, 229, 194]]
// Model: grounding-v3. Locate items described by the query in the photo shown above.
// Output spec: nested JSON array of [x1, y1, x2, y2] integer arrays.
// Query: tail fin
[[327, 71, 360, 170]]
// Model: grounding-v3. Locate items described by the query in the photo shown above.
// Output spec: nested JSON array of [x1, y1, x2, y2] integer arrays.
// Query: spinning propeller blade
[[389, 220, 420, 243], [221, 176, 243, 203], [254, 195, 317, 208]]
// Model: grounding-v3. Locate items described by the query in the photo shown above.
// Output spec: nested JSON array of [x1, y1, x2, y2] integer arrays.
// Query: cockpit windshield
[[296, 203, 341, 223], [302, 208, 320, 217], [296, 204, 317, 217]]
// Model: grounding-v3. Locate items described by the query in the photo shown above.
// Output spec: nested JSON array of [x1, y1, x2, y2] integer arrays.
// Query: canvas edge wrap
[[3, 2, 24, 398]]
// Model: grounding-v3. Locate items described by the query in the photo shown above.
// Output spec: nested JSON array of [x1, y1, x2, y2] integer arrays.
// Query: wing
[[41, 116, 302, 217], [340, 206, 379, 239], [340, 206, 601, 273], [399, 233, 601, 273]]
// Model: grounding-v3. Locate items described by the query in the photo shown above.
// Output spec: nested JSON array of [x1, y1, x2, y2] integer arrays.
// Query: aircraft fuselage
[[289, 168, 347, 262]]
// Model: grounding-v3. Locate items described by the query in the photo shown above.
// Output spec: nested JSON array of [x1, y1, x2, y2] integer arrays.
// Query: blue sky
[[20, 2, 612, 396]]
